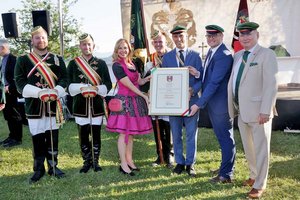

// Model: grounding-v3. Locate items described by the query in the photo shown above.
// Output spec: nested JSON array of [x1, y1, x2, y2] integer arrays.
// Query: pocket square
[[250, 62, 258, 67]]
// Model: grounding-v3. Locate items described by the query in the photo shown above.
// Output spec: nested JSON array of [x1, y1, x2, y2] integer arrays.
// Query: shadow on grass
[[0, 162, 249, 200]]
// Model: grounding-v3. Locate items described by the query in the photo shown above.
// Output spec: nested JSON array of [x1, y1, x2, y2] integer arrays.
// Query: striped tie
[[179, 50, 185, 67], [234, 50, 250, 105]]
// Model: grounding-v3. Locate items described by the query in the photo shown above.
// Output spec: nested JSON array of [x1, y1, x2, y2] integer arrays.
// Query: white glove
[[68, 83, 87, 96], [96, 85, 108, 97], [22, 84, 42, 98], [54, 85, 67, 98]]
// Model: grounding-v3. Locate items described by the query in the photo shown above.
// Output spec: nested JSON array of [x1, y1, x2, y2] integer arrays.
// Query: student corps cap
[[170, 25, 187, 34], [236, 22, 259, 33], [79, 33, 94, 42], [205, 24, 224, 34], [31, 26, 47, 36]]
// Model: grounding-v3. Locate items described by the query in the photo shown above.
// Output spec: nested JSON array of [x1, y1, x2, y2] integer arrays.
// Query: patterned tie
[[234, 50, 250, 105], [179, 50, 185, 67]]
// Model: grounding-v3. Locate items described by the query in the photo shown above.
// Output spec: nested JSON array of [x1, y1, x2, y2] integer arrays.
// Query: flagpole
[[139, 0, 150, 56], [139, 0, 164, 165], [58, 0, 64, 56]]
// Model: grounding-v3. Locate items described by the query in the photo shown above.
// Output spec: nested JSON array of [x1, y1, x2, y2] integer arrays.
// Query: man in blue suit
[[162, 25, 202, 177], [189, 25, 236, 183]]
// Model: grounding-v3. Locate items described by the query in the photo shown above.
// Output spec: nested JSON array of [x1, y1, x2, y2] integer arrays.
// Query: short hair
[[0, 39, 9, 47], [112, 38, 133, 62]]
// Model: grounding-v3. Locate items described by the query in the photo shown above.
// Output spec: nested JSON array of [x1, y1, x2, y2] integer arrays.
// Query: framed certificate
[[149, 67, 189, 116]]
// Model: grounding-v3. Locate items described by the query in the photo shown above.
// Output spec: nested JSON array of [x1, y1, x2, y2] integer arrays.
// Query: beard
[[33, 42, 48, 51]]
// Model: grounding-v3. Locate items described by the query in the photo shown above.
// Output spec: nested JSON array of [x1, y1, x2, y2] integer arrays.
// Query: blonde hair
[[112, 38, 133, 62]]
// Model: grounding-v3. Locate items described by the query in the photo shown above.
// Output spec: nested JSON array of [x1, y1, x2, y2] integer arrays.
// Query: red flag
[[232, 0, 249, 53]]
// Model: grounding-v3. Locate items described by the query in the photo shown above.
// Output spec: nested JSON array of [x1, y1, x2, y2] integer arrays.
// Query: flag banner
[[130, 0, 147, 50], [121, 0, 300, 57], [232, 0, 249, 53]]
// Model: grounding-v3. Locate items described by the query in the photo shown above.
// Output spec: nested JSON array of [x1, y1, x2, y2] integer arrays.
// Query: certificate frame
[[149, 67, 189, 116]]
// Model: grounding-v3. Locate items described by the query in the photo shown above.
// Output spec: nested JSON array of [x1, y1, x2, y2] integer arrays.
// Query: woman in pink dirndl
[[106, 39, 152, 176]]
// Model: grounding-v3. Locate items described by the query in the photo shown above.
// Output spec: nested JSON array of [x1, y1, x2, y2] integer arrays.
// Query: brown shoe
[[243, 178, 255, 187], [248, 188, 264, 199]]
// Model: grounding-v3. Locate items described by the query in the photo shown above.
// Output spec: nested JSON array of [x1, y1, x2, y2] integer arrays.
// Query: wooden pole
[[155, 116, 164, 164]]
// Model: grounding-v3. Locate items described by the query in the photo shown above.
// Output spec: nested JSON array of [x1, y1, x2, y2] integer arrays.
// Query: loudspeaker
[[1, 13, 20, 38], [32, 10, 51, 36]]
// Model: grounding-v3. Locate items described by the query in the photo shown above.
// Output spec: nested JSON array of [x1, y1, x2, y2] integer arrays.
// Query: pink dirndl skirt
[[106, 94, 152, 143]]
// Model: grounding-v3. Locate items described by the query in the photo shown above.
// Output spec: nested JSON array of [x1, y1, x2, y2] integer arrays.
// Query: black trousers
[[78, 124, 101, 161], [152, 119, 172, 162], [3, 93, 23, 141]]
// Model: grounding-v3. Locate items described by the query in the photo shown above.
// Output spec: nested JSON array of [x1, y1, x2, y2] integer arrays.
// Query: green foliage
[[5, 0, 82, 59], [0, 114, 299, 200]]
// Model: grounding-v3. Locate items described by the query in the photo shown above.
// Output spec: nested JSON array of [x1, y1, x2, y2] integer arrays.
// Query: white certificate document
[[149, 67, 189, 116]]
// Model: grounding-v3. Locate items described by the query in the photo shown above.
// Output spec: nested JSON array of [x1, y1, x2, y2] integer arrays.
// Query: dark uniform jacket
[[14, 53, 67, 118], [67, 56, 112, 117], [1, 53, 19, 97]]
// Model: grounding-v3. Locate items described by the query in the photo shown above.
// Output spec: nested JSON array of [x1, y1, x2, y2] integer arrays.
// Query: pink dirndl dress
[[106, 60, 152, 142]]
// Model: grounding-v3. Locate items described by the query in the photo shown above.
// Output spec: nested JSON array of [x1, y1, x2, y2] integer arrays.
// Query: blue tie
[[205, 49, 212, 65], [179, 50, 185, 67], [235, 50, 250, 105]]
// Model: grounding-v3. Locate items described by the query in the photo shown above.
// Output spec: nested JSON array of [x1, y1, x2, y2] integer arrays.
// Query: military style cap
[[31, 26, 47, 36], [205, 25, 224, 34], [151, 30, 166, 39], [236, 22, 259, 33], [79, 33, 94, 42], [170, 25, 187, 34]]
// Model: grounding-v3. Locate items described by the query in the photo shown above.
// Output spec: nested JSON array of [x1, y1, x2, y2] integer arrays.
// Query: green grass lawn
[[0, 114, 299, 200]]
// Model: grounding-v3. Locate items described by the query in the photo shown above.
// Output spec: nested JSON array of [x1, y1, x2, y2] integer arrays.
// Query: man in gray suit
[[228, 22, 278, 199]]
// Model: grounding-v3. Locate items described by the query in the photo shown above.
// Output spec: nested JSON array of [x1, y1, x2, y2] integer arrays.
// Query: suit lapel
[[185, 48, 193, 66], [240, 45, 262, 83]]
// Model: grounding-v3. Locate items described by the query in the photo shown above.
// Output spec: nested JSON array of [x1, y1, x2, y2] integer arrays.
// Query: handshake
[[38, 89, 58, 102], [80, 86, 98, 98]]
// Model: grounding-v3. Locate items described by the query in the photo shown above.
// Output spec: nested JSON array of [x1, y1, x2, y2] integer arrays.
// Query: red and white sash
[[27, 52, 65, 125], [74, 56, 101, 86]]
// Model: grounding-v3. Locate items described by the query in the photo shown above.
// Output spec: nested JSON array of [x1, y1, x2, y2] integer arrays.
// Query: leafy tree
[[3, 0, 82, 59]]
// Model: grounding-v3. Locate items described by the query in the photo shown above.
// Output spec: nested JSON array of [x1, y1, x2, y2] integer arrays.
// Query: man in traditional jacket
[[67, 33, 112, 173], [14, 26, 67, 183], [145, 30, 173, 168]]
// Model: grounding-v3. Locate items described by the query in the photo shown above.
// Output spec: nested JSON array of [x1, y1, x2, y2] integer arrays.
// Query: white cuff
[[22, 84, 42, 98], [97, 85, 108, 97], [68, 83, 87, 96], [195, 71, 200, 79], [54, 85, 67, 98]]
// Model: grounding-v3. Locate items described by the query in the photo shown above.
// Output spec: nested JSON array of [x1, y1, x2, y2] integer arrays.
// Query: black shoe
[[186, 165, 196, 177], [210, 175, 232, 184], [173, 164, 185, 174], [128, 165, 140, 171], [93, 162, 103, 172], [0, 137, 11, 145], [48, 167, 65, 178], [29, 169, 45, 184], [119, 166, 135, 176], [2, 139, 21, 148], [166, 162, 174, 169], [80, 162, 92, 173]]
